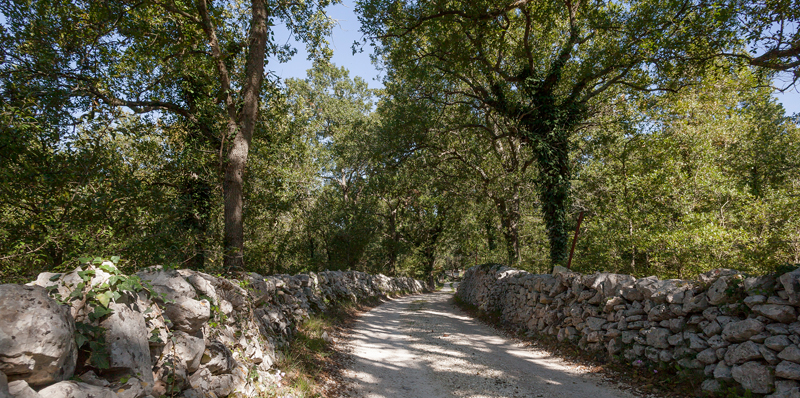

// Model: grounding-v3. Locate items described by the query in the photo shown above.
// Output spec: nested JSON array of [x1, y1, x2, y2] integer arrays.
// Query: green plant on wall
[[46, 256, 156, 370]]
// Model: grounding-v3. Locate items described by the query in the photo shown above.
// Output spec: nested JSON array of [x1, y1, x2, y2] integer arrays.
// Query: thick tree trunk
[[220, 0, 269, 271], [223, 135, 248, 270], [536, 128, 571, 266]]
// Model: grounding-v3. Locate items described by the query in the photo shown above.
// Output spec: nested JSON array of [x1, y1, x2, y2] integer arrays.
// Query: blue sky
[[268, 1, 383, 89], [269, 1, 800, 116]]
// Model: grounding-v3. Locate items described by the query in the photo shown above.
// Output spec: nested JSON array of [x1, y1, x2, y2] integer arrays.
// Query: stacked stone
[[0, 264, 426, 398], [457, 264, 800, 397]]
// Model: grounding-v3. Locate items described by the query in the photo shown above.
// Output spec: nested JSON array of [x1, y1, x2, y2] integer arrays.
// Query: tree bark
[[219, 0, 269, 271], [493, 193, 520, 265]]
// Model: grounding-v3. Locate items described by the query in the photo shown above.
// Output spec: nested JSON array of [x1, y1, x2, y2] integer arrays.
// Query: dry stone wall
[[0, 263, 426, 398], [457, 264, 800, 397]]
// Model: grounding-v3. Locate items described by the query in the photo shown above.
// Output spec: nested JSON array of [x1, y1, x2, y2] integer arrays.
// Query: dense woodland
[[1, 0, 799, 284]]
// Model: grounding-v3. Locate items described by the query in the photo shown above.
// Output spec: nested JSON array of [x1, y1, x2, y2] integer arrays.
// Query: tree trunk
[[494, 194, 520, 266], [221, 0, 269, 271], [536, 127, 571, 266]]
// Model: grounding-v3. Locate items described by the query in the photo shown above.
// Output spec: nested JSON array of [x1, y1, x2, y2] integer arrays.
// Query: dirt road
[[341, 284, 642, 398]]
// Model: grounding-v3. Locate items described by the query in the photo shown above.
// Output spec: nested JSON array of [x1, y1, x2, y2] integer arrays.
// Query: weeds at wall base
[[269, 296, 390, 398], [451, 295, 755, 398]]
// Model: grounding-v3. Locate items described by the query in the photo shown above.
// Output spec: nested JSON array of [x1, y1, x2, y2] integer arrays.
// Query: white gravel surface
[[342, 283, 645, 398]]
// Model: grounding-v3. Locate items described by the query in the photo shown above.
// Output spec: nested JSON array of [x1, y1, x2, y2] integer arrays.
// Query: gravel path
[[342, 284, 643, 398]]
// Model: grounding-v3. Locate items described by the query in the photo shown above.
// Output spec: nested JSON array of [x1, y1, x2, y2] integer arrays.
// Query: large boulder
[[0, 284, 77, 387]]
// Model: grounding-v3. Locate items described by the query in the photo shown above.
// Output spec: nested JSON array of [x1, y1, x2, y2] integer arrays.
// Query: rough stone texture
[[456, 264, 800, 396], [780, 269, 800, 297], [201, 341, 236, 375], [1, 265, 426, 398], [0, 284, 77, 387], [768, 335, 794, 351], [170, 331, 205, 374], [780, 345, 800, 363], [778, 361, 800, 380], [100, 302, 154, 393], [36, 381, 120, 398], [732, 361, 774, 394], [0, 371, 9, 398], [722, 319, 765, 342], [755, 304, 798, 323], [7, 380, 41, 398], [725, 341, 763, 365]]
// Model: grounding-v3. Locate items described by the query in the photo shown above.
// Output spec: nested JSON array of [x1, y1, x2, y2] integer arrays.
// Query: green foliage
[[571, 65, 800, 277], [46, 256, 153, 370], [1, 0, 799, 285]]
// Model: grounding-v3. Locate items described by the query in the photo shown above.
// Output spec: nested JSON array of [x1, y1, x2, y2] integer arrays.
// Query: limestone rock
[[701, 379, 721, 393], [634, 276, 660, 300], [768, 335, 794, 352], [162, 298, 210, 334], [113, 377, 147, 398], [777, 361, 800, 380], [780, 345, 800, 363], [100, 303, 154, 393], [587, 273, 636, 299], [200, 341, 237, 375], [650, 280, 690, 304], [152, 331, 205, 395], [714, 362, 734, 381], [731, 361, 774, 394], [644, 328, 671, 349], [0, 284, 77, 387], [725, 341, 763, 365], [697, 348, 718, 365], [698, 269, 740, 285], [78, 370, 109, 387], [779, 268, 800, 297], [171, 331, 206, 374], [37, 381, 120, 398], [7, 380, 41, 398], [708, 275, 741, 305], [762, 345, 781, 365], [754, 304, 797, 323], [136, 269, 197, 301], [722, 319, 765, 342], [188, 365, 247, 397], [0, 371, 8, 398]]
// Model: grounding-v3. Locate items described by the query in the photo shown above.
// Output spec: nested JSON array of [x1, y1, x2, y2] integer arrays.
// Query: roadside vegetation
[[1, 0, 799, 286], [267, 298, 386, 398]]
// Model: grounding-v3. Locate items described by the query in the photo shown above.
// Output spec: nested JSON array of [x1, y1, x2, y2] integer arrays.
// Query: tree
[[572, 65, 800, 277], [735, 0, 800, 84], [373, 83, 536, 265], [357, 0, 740, 265], [1, 0, 337, 270]]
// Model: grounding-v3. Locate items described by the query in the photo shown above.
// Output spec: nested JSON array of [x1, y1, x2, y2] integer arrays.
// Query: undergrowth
[[266, 297, 387, 398]]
